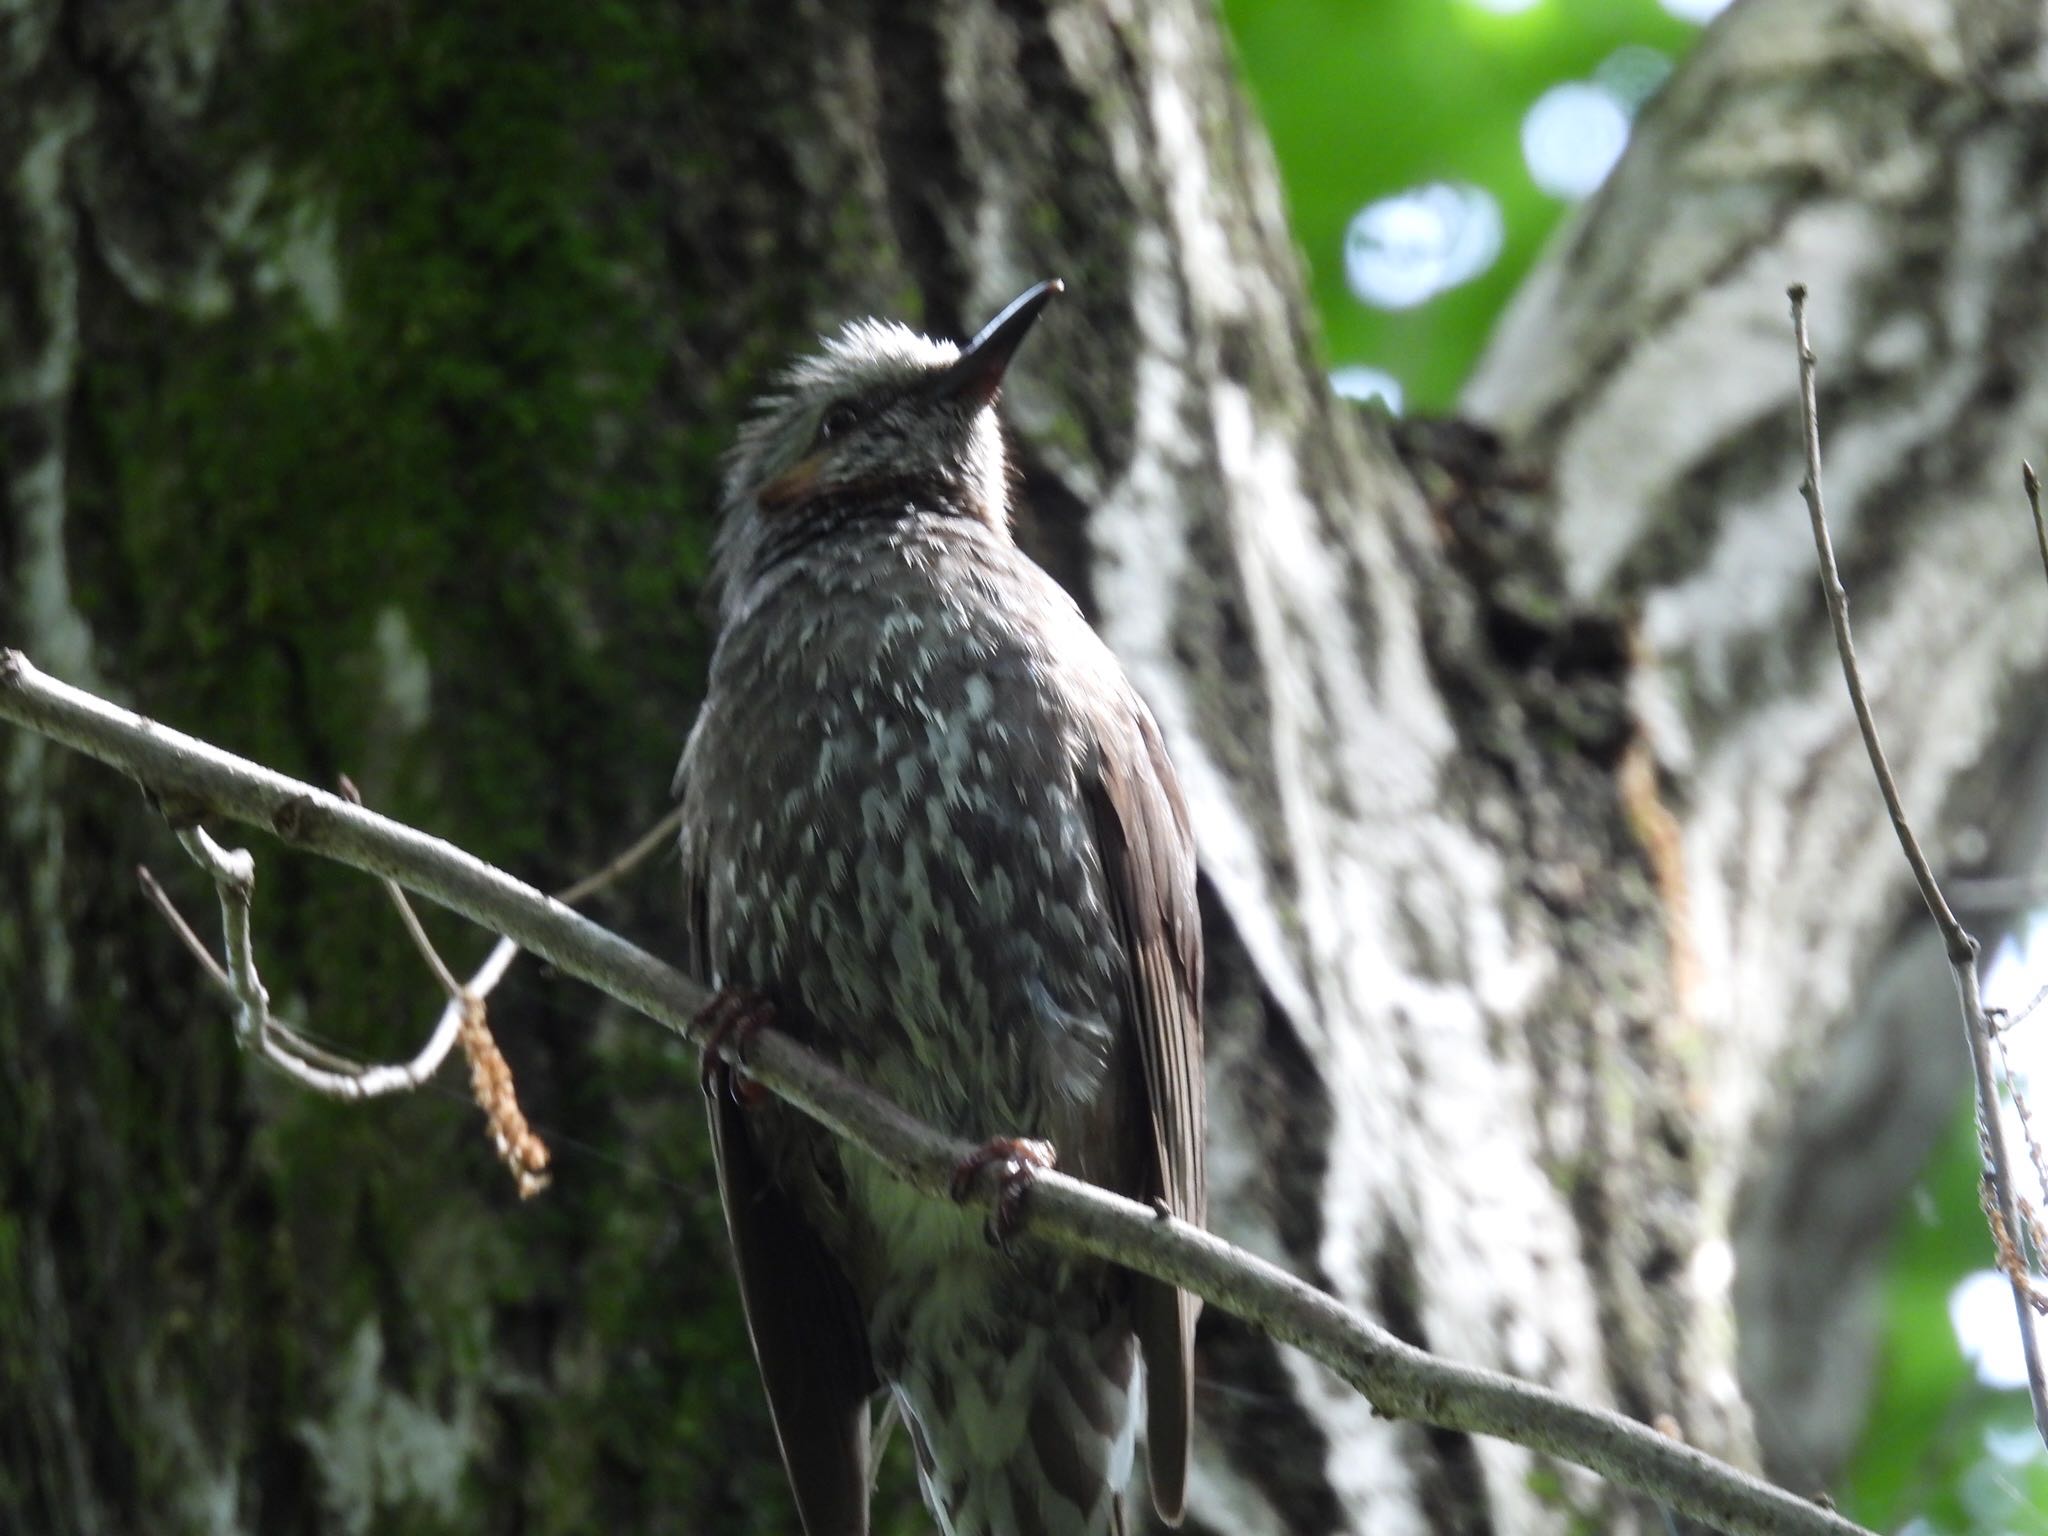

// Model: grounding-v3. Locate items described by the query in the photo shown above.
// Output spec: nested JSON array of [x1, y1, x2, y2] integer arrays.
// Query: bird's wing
[[684, 832, 878, 1536], [1086, 701, 1206, 1526], [705, 1089, 878, 1536]]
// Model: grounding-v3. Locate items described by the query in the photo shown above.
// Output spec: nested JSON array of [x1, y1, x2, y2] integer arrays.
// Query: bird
[[672, 279, 1205, 1536]]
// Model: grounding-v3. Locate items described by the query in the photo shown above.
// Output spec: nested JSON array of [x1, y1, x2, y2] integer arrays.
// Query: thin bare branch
[[266, 1019, 381, 1076], [164, 823, 437, 1099], [340, 772, 463, 999], [175, 824, 269, 1046], [157, 817, 480, 1102], [1787, 287, 1970, 962], [2026, 460, 2046, 590], [1787, 283, 2048, 1446], [1990, 979, 2048, 1036], [139, 861, 397, 1084], [137, 864, 233, 995], [0, 646, 1873, 1536], [328, 770, 678, 1196], [555, 802, 683, 905], [335, 771, 549, 1182]]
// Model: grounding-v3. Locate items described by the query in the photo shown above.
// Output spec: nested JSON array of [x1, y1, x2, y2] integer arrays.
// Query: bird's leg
[[950, 1137, 1057, 1248], [696, 988, 775, 1108]]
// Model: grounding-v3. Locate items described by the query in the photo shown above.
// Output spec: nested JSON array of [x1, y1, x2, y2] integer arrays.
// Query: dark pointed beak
[[930, 278, 1065, 408]]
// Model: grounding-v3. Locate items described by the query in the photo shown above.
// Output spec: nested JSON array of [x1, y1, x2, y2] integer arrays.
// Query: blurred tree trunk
[[2, 1, 2040, 1533]]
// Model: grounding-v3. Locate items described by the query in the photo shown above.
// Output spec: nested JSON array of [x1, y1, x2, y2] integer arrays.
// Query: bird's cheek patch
[[759, 453, 825, 512]]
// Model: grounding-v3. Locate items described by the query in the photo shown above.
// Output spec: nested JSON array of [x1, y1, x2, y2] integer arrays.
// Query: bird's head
[[714, 280, 1062, 603]]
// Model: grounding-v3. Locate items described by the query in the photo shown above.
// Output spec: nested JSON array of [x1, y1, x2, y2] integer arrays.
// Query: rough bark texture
[[1, 0, 2038, 1533], [1463, 0, 2048, 1486]]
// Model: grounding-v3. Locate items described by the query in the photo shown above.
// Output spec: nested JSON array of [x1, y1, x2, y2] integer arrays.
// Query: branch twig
[[336, 772, 549, 1194], [554, 803, 682, 905], [154, 820, 481, 1099], [340, 773, 464, 999], [0, 646, 1871, 1536], [1787, 284, 2048, 1443], [133, 769, 675, 1194], [137, 864, 232, 994], [2025, 460, 2046, 591]]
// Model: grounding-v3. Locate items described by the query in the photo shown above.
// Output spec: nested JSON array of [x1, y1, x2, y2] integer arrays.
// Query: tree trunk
[[1, 1, 2036, 1533], [1463, 0, 2048, 1486]]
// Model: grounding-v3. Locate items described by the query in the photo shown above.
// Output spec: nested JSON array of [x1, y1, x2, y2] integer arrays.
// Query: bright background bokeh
[[1217, 1, 2048, 1530], [1223, 0, 1714, 411]]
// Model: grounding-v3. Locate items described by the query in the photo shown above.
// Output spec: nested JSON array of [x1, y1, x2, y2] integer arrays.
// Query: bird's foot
[[697, 988, 774, 1108], [950, 1137, 1057, 1249]]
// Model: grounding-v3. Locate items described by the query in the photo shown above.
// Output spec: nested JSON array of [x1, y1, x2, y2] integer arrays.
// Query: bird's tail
[[894, 1316, 1142, 1536]]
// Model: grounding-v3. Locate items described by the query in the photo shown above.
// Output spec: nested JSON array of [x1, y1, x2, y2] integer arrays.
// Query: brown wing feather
[[706, 1090, 877, 1536], [685, 852, 878, 1536], [1087, 702, 1205, 1526]]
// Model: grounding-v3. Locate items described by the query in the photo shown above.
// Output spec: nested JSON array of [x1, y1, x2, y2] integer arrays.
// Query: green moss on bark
[[7, 2, 925, 1532]]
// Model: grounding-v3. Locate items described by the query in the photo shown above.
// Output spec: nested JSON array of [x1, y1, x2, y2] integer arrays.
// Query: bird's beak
[[929, 278, 1065, 408]]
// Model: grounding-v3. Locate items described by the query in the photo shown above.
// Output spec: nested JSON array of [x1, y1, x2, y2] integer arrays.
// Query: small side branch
[[145, 826, 485, 1101], [341, 774, 465, 999], [1787, 284, 2048, 1444], [1787, 288, 1970, 963], [0, 646, 1872, 1536], [131, 780, 678, 1196], [339, 774, 549, 1195], [2025, 460, 2046, 590]]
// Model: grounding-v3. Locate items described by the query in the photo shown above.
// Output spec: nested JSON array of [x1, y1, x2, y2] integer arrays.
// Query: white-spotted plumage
[[677, 288, 1203, 1536]]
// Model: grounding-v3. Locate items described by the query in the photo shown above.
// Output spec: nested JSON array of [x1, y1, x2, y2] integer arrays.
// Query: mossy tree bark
[[2, 1, 2040, 1533]]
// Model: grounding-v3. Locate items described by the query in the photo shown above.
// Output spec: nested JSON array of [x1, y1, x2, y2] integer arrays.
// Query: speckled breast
[[680, 520, 1130, 1144]]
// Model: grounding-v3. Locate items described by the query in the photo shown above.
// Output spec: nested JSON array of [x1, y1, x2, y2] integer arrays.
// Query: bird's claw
[[697, 988, 774, 1107], [950, 1137, 1057, 1250]]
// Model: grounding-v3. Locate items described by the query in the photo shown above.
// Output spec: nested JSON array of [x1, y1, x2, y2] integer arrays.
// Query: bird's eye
[[817, 402, 861, 442]]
